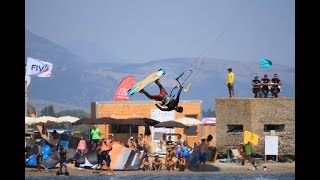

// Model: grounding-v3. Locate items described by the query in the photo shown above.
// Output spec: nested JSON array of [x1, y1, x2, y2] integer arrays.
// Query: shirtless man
[[197, 138, 209, 171]]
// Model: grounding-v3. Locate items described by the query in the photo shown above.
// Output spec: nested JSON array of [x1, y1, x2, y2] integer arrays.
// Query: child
[[92, 141, 103, 174], [166, 155, 175, 171], [178, 155, 186, 171], [182, 141, 193, 169], [57, 145, 69, 175], [76, 136, 87, 157], [35, 142, 48, 172], [142, 154, 150, 171], [152, 154, 162, 171]]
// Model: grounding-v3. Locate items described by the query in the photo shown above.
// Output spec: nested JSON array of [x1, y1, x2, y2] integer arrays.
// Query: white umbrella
[[25, 116, 38, 125], [57, 116, 79, 123], [175, 117, 202, 126], [35, 116, 58, 124]]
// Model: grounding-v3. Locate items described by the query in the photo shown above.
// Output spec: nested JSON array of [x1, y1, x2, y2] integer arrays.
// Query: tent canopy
[[176, 117, 202, 126], [154, 120, 186, 128]]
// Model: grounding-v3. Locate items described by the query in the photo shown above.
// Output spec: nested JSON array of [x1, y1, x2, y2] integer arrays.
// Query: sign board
[[151, 109, 175, 142], [151, 109, 174, 122], [265, 136, 278, 155]]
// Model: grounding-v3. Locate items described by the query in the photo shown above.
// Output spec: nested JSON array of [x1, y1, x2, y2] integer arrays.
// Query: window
[[184, 126, 197, 136], [227, 124, 243, 133], [264, 124, 285, 132], [110, 125, 138, 133]]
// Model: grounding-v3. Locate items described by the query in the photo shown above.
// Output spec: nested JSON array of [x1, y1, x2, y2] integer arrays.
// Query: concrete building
[[215, 98, 295, 156], [91, 100, 202, 146]]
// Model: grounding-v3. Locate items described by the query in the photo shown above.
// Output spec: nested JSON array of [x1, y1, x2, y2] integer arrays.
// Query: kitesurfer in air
[[139, 79, 184, 113]]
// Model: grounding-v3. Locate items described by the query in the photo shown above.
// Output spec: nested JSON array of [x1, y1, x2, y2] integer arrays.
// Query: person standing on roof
[[140, 79, 184, 112], [270, 73, 282, 98], [261, 74, 271, 98], [252, 75, 261, 98], [226, 68, 235, 98]]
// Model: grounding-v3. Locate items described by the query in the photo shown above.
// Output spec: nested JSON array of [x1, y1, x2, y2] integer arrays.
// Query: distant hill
[[25, 30, 295, 113]]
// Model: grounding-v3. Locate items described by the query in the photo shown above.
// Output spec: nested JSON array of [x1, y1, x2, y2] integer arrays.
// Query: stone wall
[[215, 98, 295, 155]]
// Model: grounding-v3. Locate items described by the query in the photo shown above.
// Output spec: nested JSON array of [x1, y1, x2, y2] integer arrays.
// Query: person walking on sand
[[57, 145, 69, 175], [35, 142, 48, 172], [226, 68, 235, 98]]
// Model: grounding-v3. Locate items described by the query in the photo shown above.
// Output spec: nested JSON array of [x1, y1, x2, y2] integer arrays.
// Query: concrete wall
[[91, 100, 202, 146], [215, 98, 295, 155]]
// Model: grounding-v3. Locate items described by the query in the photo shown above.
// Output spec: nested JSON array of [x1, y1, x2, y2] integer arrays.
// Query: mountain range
[[25, 30, 295, 113]]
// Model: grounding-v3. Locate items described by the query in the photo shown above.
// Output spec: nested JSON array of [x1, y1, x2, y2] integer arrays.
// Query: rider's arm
[[175, 87, 183, 102], [155, 103, 170, 111]]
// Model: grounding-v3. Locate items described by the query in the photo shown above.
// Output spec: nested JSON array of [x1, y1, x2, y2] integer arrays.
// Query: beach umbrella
[[57, 116, 79, 124], [202, 117, 216, 124], [154, 120, 186, 128], [72, 118, 97, 125], [118, 118, 159, 126], [176, 117, 202, 126], [35, 116, 58, 124], [25, 117, 38, 125]]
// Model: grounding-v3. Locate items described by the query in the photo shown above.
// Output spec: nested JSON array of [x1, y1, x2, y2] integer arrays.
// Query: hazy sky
[[26, 0, 295, 67]]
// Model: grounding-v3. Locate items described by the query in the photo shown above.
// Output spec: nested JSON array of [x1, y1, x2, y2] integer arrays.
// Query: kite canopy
[[259, 58, 272, 68], [113, 76, 135, 101]]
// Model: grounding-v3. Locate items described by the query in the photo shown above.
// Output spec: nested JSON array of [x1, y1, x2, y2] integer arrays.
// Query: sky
[[25, 0, 295, 67]]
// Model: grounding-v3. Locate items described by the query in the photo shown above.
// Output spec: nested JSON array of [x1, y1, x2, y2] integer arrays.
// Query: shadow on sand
[[188, 164, 221, 172]]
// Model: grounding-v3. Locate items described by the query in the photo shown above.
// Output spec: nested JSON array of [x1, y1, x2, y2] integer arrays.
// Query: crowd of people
[[251, 73, 282, 98], [226, 68, 283, 98]]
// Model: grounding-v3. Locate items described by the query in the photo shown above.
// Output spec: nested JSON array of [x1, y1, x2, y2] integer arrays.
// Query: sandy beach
[[25, 160, 295, 177]]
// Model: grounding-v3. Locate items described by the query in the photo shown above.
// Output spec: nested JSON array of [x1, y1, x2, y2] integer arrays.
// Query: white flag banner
[[26, 57, 53, 77]]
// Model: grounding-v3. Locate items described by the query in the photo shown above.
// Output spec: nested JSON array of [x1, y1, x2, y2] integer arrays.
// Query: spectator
[[182, 141, 193, 169], [127, 135, 137, 151], [159, 133, 167, 149], [177, 155, 186, 171], [226, 68, 235, 98], [76, 136, 87, 157], [176, 134, 185, 145], [35, 142, 48, 172], [51, 130, 60, 140], [197, 138, 209, 171], [90, 125, 101, 148], [251, 75, 261, 98], [261, 74, 271, 98], [92, 141, 103, 174], [175, 141, 182, 158], [152, 154, 162, 171], [271, 73, 282, 98], [57, 145, 69, 175], [166, 155, 175, 171], [165, 136, 175, 161], [137, 133, 146, 151], [142, 154, 150, 171]]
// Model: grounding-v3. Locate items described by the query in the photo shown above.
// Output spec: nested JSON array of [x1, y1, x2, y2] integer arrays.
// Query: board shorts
[[199, 152, 207, 163], [60, 161, 67, 167], [36, 154, 43, 165]]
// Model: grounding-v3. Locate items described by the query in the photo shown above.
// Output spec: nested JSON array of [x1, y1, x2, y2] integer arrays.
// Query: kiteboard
[[127, 68, 166, 96]]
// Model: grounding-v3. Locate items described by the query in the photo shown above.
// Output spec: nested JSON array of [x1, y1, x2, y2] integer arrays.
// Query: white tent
[[25, 116, 79, 125], [57, 116, 79, 124], [175, 117, 202, 126]]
